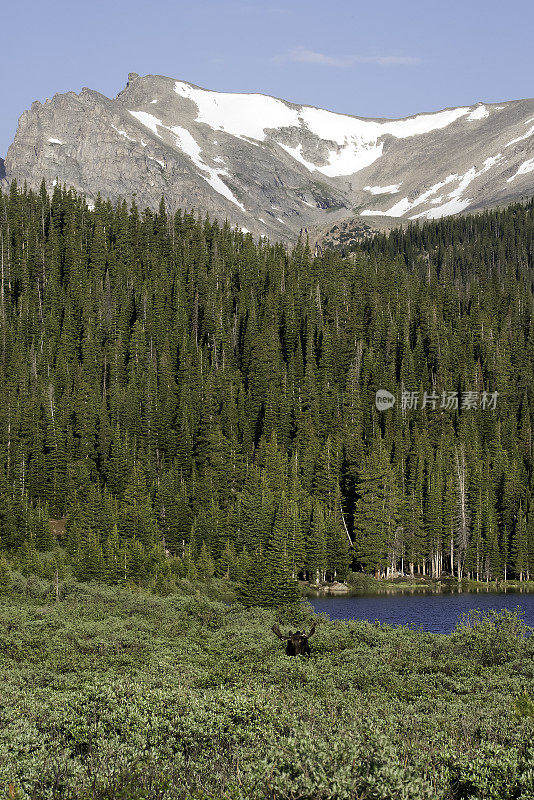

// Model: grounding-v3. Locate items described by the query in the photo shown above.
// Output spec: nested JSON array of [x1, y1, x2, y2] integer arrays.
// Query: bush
[[247, 725, 437, 800], [443, 741, 534, 799], [514, 691, 534, 719], [451, 609, 531, 666], [345, 571, 380, 591]]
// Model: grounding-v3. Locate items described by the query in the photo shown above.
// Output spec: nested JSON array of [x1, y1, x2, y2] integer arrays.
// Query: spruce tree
[[196, 541, 215, 580]]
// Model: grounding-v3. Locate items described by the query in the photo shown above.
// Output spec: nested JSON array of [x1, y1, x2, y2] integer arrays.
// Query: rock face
[[3, 73, 534, 240]]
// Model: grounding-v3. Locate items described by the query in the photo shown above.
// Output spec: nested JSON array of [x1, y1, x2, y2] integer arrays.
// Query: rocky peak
[[2, 74, 534, 241]]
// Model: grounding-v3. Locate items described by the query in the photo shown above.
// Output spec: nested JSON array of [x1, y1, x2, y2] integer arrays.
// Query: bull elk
[[272, 622, 316, 656]]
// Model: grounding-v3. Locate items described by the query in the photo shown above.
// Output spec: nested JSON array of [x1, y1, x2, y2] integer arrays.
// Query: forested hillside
[[0, 183, 533, 595]]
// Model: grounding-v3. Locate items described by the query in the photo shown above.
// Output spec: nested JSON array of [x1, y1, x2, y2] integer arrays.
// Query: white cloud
[[276, 46, 421, 68]]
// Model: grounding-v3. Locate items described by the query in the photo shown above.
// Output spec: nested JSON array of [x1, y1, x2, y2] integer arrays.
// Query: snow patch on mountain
[[414, 196, 471, 219], [506, 122, 534, 148], [467, 105, 489, 121], [278, 143, 319, 172], [507, 158, 534, 182], [48, 138, 64, 144], [129, 110, 246, 211], [170, 124, 246, 211], [128, 110, 164, 137], [174, 80, 471, 144], [112, 125, 140, 144], [320, 141, 384, 177], [174, 82, 296, 140], [361, 174, 458, 217], [411, 155, 504, 219], [361, 155, 504, 219], [364, 184, 401, 194], [299, 105, 471, 142]]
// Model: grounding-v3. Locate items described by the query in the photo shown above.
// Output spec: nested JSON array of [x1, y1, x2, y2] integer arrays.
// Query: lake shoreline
[[301, 576, 534, 598], [308, 586, 534, 632]]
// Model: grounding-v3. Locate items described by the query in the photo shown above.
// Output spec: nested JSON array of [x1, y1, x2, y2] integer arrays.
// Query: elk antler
[[307, 622, 317, 638], [272, 624, 285, 640]]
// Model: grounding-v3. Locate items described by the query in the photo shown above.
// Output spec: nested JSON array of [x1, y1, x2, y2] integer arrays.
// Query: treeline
[[360, 200, 534, 286], [0, 182, 532, 596]]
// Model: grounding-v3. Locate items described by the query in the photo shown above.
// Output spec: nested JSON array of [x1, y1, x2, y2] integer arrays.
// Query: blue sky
[[1, 0, 533, 157]]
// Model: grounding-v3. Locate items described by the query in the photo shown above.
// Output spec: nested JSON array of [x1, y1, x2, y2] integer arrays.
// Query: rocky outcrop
[[329, 582, 350, 594], [2, 74, 534, 240]]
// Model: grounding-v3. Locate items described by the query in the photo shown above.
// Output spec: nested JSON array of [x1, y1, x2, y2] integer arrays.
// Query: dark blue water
[[309, 590, 534, 633]]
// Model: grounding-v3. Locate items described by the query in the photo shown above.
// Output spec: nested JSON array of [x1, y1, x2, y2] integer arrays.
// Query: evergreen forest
[[0, 182, 533, 598]]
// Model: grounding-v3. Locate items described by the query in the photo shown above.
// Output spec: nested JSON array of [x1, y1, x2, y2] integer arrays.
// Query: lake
[[309, 589, 534, 633]]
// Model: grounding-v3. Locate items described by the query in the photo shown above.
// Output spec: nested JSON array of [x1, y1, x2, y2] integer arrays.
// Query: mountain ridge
[[2, 73, 534, 240]]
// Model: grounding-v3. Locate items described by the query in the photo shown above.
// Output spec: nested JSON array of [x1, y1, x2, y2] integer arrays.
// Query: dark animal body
[[272, 623, 316, 656]]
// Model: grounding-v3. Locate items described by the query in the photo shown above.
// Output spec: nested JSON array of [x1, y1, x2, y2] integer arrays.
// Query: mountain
[[3, 72, 534, 240]]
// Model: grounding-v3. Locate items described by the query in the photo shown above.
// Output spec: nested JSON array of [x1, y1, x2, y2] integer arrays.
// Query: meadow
[[1, 577, 533, 799]]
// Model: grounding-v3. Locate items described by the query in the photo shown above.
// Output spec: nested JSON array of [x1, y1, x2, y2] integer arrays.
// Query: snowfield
[[364, 184, 401, 194], [172, 81, 484, 178], [506, 121, 534, 148], [467, 105, 490, 121]]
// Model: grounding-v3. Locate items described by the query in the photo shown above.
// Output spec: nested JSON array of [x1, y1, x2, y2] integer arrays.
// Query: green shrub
[[514, 691, 534, 719], [451, 608, 530, 666], [247, 725, 437, 800], [443, 741, 534, 799], [1, 584, 533, 800], [345, 571, 380, 591]]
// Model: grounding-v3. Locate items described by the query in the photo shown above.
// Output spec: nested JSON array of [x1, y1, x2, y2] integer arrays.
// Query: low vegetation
[[1, 581, 533, 799]]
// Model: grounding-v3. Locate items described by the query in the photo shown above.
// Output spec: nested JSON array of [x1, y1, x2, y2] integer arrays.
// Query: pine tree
[[485, 497, 501, 581], [125, 538, 146, 584], [325, 510, 351, 580], [354, 442, 400, 577], [465, 488, 484, 580], [73, 532, 105, 582], [512, 502, 528, 580], [103, 525, 125, 584], [182, 544, 198, 581], [217, 539, 239, 580], [196, 541, 215, 580], [262, 507, 301, 606], [236, 547, 267, 607], [306, 502, 327, 583], [119, 464, 157, 546]]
